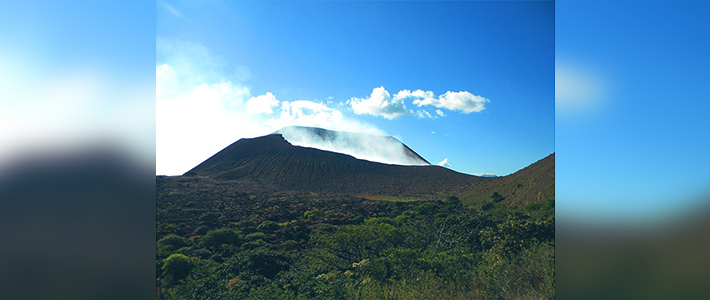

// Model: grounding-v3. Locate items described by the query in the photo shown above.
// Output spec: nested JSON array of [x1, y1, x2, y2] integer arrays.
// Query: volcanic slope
[[186, 133, 481, 196], [432, 153, 555, 208]]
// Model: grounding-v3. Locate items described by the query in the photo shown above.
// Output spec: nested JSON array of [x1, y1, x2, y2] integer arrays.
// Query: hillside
[[428, 153, 555, 208], [186, 133, 482, 196]]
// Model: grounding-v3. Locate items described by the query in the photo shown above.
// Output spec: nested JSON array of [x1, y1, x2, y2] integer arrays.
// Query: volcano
[[185, 128, 481, 196]]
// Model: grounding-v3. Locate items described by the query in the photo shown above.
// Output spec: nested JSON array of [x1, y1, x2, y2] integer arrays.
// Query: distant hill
[[186, 133, 479, 196], [431, 153, 555, 208]]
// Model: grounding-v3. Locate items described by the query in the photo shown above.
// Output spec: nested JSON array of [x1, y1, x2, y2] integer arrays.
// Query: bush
[[525, 202, 544, 211], [193, 248, 212, 259], [281, 240, 300, 251], [194, 225, 210, 235], [199, 212, 222, 227], [303, 210, 327, 221], [200, 228, 241, 249], [158, 234, 187, 250], [210, 254, 224, 263], [161, 253, 195, 285], [541, 199, 555, 210], [257, 220, 279, 232], [157, 223, 178, 236], [246, 232, 266, 241], [242, 239, 268, 250], [244, 249, 292, 279], [445, 195, 462, 208], [491, 192, 505, 203]]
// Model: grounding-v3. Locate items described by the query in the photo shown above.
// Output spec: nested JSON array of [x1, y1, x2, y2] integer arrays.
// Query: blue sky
[[157, 1, 555, 177]]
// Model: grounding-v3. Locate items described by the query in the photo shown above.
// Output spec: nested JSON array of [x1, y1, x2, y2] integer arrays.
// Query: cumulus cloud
[[349, 86, 409, 119], [437, 158, 451, 167], [246, 92, 279, 114], [394, 89, 436, 102], [351, 87, 489, 118], [413, 91, 489, 113]]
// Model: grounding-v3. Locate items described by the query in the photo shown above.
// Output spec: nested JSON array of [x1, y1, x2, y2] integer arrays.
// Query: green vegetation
[[156, 178, 554, 299]]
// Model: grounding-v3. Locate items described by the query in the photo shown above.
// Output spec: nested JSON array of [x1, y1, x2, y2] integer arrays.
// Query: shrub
[[540, 199, 555, 210], [199, 212, 222, 227], [242, 239, 268, 250], [281, 240, 300, 251], [246, 232, 266, 241], [244, 249, 292, 279], [210, 254, 225, 263], [525, 202, 544, 211], [194, 225, 210, 235], [257, 220, 279, 232], [303, 210, 327, 221], [193, 248, 212, 259], [199, 228, 241, 249], [491, 192, 505, 203], [445, 195, 462, 208], [161, 253, 195, 285], [158, 234, 187, 250], [157, 223, 178, 236]]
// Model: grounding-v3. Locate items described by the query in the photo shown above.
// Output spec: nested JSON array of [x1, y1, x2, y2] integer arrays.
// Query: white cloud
[[354, 87, 488, 117], [413, 91, 489, 113], [430, 131, 436, 134], [246, 92, 279, 114], [394, 89, 435, 102], [437, 158, 451, 167], [349, 86, 409, 119]]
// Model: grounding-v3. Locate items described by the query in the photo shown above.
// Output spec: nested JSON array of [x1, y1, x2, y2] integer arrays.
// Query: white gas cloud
[[277, 126, 429, 166], [437, 158, 451, 167], [246, 92, 279, 114]]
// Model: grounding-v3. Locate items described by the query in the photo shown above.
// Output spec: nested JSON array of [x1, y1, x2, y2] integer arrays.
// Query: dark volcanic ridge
[[186, 133, 479, 196], [184, 129, 554, 204]]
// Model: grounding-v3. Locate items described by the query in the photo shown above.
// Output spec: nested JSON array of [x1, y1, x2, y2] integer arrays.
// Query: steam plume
[[276, 126, 429, 166]]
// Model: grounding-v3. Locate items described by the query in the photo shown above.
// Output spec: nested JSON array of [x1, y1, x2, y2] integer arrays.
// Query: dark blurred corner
[[0, 0, 155, 299], [557, 200, 710, 299], [0, 148, 156, 300]]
